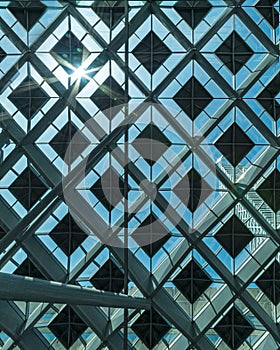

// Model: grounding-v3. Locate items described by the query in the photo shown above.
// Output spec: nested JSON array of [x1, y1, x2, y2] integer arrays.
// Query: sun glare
[[72, 66, 88, 80]]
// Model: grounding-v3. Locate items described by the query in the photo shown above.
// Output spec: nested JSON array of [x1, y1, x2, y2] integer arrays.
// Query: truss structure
[[0, 0, 279, 349]]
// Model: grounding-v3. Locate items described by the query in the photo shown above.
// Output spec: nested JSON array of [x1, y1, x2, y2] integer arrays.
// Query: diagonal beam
[[66, 190, 216, 350], [0, 103, 150, 254], [105, 143, 280, 344], [0, 301, 52, 350], [0, 198, 137, 348]]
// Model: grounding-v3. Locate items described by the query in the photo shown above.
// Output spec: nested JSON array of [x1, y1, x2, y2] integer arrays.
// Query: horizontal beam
[[0, 272, 150, 310]]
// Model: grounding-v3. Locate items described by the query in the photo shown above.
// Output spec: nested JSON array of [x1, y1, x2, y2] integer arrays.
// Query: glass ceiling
[[0, 0, 279, 349]]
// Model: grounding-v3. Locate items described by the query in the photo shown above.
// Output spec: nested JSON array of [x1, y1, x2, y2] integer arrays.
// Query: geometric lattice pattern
[[173, 77, 213, 120], [131, 309, 171, 348], [8, 1, 46, 31], [8, 77, 50, 120], [215, 32, 254, 74], [48, 306, 88, 348], [90, 259, 126, 293], [256, 261, 280, 305], [174, 1, 212, 29], [173, 259, 212, 303], [256, 170, 280, 212], [215, 123, 255, 167], [0, 1, 279, 350], [214, 306, 254, 349], [215, 215, 254, 258]]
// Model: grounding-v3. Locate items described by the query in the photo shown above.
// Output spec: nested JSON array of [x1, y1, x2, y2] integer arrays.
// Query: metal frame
[[0, 0, 279, 349]]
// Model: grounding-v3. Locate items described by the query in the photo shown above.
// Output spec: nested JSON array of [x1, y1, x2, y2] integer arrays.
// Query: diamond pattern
[[90, 259, 125, 293], [215, 215, 253, 258], [8, 1, 46, 31], [257, 75, 280, 120], [51, 31, 89, 74], [50, 121, 89, 165], [215, 32, 254, 74], [131, 309, 171, 348], [90, 167, 129, 211], [173, 77, 213, 119], [49, 306, 87, 348], [256, 261, 280, 305], [215, 123, 254, 167], [0, 225, 6, 240], [0, 2, 279, 349], [90, 77, 129, 118], [0, 48, 7, 64], [92, 1, 125, 28], [132, 124, 171, 166], [174, 0, 212, 28], [256, 0, 279, 29], [173, 260, 212, 303], [256, 170, 280, 212], [132, 32, 172, 74], [9, 167, 48, 210], [9, 77, 49, 120], [174, 168, 213, 212], [14, 258, 45, 279], [49, 214, 87, 256], [132, 213, 170, 257], [214, 306, 253, 350]]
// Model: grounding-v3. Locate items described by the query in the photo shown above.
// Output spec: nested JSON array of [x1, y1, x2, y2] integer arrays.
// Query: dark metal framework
[[0, 0, 279, 349]]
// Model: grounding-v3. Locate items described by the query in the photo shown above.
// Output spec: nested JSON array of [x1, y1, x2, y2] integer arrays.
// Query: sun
[[71, 66, 88, 80]]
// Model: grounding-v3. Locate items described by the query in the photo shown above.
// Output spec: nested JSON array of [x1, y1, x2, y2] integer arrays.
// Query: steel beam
[[0, 301, 51, 350], [0, 272, 150, 309]]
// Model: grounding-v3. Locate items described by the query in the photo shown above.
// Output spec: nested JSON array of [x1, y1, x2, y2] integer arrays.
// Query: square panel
[[50, 121, 89, 165], [173, 77, 213, 120], [51, 31, 90, 74], [132, 32, 172, 75], [90, 259, 125, 293], [256, 0, 279, 29], [256, 261, 280, 305], [128, 14, 186, 89], [9, 77, 50, 120], [215, 215, 253, 258], [214, 306, 253, 349], [132, 124, 171, 166], [92, 1, 125, 29], [9, 167, 48, 211], [36, 15, 103, 87], [49, 306, 87, 349], [49, 213, 87, 257], [174, 0, 212, 29], [132, 213, 170, 257], [90, 167, 129, 212], [201, 14, 269, 89], [8, 1, 46, 31], [90, 76, 129, 118], [1, 62, 58, 132], [215, 31, 254, 75], [173, 168, 213, 213], [173, 260, 212, 303], [131, 309, 171, 348], [215, 123, 254, 167], [159, 60, 227, 130], [256, 169, 280, 212]]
